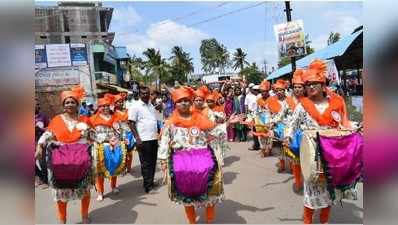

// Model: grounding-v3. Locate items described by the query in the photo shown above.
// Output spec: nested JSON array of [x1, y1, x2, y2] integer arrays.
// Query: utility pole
[[284, 1, 296, 72]]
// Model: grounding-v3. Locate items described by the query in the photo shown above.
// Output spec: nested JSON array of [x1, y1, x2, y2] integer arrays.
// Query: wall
[[35, 65, 94, 118]]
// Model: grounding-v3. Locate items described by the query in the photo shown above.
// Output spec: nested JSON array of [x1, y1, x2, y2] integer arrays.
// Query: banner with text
[[274, 20, 306, 58]]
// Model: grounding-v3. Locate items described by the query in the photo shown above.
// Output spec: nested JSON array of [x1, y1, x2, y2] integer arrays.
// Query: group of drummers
[[34, 58, 363, 224], [245, 59, 363, 223]]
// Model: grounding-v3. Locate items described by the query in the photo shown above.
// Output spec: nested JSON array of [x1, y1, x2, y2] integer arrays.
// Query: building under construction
[[35, 1, 114, 44]]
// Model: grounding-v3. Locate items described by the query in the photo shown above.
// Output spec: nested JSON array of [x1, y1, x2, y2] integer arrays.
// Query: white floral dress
[[207, 109, 229, 166], [286, 101, 333, 209], [37, 115, 94, 202]]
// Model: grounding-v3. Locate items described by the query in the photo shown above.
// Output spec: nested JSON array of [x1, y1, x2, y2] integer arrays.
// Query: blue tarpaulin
[[115, 47, 129, 59], [267, 30, 363, 80]]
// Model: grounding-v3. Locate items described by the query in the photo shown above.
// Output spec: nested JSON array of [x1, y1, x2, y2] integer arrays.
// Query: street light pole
[[284, 1, 296, 73]]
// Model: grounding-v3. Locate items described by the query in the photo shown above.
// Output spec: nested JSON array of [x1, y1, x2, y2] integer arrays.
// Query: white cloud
[[147, 20, 209, 51], [109, 6, 142, 31], [323, 11, 361, 35], [114, 19, 209, 58], [245, 41, 279, 72], [311, 34, 329, 51]]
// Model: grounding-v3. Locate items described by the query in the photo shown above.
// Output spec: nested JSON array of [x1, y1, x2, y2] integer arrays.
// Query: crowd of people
[[35, 58, 363, 224]]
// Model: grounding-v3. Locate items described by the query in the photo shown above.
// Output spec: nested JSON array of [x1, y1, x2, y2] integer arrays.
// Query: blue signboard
[[70, 43, 88, 65], [35, 45, 47, 68]]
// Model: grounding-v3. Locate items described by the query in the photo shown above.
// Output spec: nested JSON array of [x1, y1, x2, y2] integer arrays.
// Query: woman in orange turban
[[254, 80, 273, 157], [192, 85, 210, 117], [35, 86, 93, 224], [159, 86, 225, 224], [90, 94, 127, 202], [261, 79, 291, 170], [284, 59, 352, 224], [111, 93, 136, 175]]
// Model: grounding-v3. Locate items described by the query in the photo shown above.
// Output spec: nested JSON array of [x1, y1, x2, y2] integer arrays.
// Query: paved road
[[35, 142, 363, 224]]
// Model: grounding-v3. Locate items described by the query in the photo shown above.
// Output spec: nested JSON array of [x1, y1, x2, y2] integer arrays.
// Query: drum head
[[300, 131, 317, 181]]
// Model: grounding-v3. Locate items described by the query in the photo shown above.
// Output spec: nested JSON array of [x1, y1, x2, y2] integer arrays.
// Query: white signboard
[[35, 68, 80, 86], [351, 96, 363, 113], [326, 59, 341, 84], [46, 44, 71, 67], [274, 20, 306, 58]]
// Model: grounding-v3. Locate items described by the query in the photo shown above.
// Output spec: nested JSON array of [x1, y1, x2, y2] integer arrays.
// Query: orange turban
[[272, 79, 288, 90], [61, 85, 86, 103], [206, 93, 217, 101], [292, 69, 305, 85], [194, 85, 209, 99], [259, 80, 271, 91], [171, 86, 195, 103], [113, 93, 126, 103], [302, 59, 327, 83], [97, 93, 115, 106]]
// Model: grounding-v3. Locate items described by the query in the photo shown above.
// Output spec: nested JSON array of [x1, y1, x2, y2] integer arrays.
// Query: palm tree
[[169, 46, 194, 83], [327, 32, 341, 45], [232, 48, 249, 74], [218, 45, 230, 74], [143, 48, 169, 90]]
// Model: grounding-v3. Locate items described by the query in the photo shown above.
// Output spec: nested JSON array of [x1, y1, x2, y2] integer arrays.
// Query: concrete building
[[35, 1, 114, 44]]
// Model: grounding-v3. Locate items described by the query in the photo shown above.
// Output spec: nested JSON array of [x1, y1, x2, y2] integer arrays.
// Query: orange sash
[[300, 96, 346, 128], [265, 96, 282, 114], [191, 106, 210, 118], [286, 96, 299, 111], [114, 110, 128, 122], [47, 115, 83, 143], [89, 112, 116, 128], [166, 110, 215, 130], [257, 97, 268, 109], [213, 104, 224, 113]]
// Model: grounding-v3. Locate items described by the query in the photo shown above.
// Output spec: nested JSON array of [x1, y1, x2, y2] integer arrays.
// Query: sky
[[36, 1, 363, 74]]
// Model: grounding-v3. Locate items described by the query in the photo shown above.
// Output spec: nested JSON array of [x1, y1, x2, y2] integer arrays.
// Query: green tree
[[278, 57, 291, 68], [240, 62, 263, 84], [142, 48, 170, 89], [169, 46, 194, 84], [304, 34, 315, 54], [327, 32, 341, 45], [200, 38, 230, 74], [127, 55, 145, 82], [217, 43, 230, 74], [232, 48, 249, 74]]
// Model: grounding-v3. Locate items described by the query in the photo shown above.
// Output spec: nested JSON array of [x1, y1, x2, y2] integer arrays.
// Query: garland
[[96, 142, 127, 177]]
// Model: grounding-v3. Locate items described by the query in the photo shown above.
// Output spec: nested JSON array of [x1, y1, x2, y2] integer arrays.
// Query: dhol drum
[[96, 142, 127, 177], [318, 131, 363, 191], [171, 146, 217, 199], [300, 129, 353, 182], [300, 129, 362, 200], [48, 142, 93, 189]]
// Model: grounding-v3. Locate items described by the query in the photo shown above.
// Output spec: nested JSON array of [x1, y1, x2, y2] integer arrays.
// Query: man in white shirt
[[245, 85, 261, 150], [128, 86, 159, 193]]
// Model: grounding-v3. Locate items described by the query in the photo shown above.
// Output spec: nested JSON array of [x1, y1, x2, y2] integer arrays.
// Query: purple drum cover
[[51, 143, 91, 184], [319, 133, 363, 187], [172, 147, 215, 197]]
